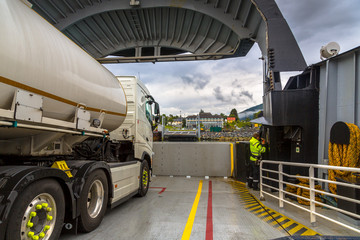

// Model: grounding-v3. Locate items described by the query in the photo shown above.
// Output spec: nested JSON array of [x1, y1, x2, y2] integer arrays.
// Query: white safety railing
[[260, 160, 360, 234]]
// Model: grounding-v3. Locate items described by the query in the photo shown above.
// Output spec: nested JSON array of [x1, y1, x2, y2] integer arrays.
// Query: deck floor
[[60, 176, 288, 240], [60, 176, 359, 239]]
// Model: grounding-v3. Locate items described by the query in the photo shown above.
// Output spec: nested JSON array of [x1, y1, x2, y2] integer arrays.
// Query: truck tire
[[78, 170, 108, 233], [137, 161, 150, 197], [5, 179, 65, 240]]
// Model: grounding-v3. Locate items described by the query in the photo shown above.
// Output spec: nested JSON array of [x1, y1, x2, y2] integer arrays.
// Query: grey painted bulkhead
[[318, 47, 360, 165], [152, 142, 233, 176]]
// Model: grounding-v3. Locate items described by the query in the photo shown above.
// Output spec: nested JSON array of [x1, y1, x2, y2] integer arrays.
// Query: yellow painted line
[[241, 196, 255, 200], [236, 192, 249, 195], [288, 224, 305, 235], [239, 196, 253, 199], [266, 213, 282, 222], [302, 228, 319, 236], [280, 221, 294, 229], [228, 179, 319, 236], [230, 143, 234, 176], [245, 203, 258, 208], [263, 215, 277, 222], [271, 217, 287, 226], [181, 180, 203, 240], [254, 209, 266, 215], [240, 199, 255, 202], [258, 212, 270, 217], [248, 205, 262, 211]]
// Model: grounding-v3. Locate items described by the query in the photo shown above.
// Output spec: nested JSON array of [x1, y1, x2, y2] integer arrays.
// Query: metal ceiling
[[28, 0, 306, 71]]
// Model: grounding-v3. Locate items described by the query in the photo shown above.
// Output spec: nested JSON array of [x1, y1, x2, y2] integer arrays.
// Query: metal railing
[[260, 160, 360, 234]]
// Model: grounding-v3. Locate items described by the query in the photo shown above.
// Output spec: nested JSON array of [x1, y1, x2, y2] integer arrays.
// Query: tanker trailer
[[0, 0, 159, 239]]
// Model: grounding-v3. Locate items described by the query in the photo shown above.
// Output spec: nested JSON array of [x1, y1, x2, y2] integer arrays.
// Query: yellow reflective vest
[[249, 137, 266, 161]]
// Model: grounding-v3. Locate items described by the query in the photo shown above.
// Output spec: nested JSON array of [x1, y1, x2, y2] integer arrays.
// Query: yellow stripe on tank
[[0, 75, 126, 117]]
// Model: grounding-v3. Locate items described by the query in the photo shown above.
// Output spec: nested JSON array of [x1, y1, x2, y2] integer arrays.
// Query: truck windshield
[[145, 102, 153, 124]]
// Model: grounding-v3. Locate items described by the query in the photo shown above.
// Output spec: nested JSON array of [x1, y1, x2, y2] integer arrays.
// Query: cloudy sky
[[105, 0, 360, 117]]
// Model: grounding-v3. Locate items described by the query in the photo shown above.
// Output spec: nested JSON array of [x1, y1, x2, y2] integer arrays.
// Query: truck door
[[135, 88, 154, 158]]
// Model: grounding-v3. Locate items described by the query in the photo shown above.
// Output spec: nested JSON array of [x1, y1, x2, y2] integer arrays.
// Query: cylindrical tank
[[0, 0, 126, 139]]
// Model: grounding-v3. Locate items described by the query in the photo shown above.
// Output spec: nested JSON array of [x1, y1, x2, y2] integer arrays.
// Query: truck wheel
[[137, 161, 150, 197], [78, 170, 108, 233], [6, 179, 65, 240]]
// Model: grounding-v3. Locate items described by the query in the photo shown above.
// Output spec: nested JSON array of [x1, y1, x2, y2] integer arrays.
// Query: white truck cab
[[110, 76, 160, 165]]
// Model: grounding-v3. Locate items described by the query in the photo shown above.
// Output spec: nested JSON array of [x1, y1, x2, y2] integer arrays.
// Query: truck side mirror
[[154, 102, 160, 115], [155, 116, 160, 123]]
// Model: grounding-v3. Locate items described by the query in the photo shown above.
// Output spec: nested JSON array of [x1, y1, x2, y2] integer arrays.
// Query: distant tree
[[168, 114, 174, 125], [161, 114, 168, 125], [229, 108, 239, 121], [182, 118, 186, 128], [237, 120, 251, 128], [220, 113, 227, 120], [253, 110, 263, 119], [200, 109, 205, 114]]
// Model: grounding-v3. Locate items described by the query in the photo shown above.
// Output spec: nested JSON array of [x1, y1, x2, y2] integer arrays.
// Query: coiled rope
[[286, 175, 323, 206], [328, 122, 360, 194]]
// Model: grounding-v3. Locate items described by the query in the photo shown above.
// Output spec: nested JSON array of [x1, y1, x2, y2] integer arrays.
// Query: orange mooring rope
[[285, 175, 323, 206], [328, 123, 360, 194]]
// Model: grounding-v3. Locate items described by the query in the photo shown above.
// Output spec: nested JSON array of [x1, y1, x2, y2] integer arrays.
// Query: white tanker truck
[[0, 1, 160, 239]]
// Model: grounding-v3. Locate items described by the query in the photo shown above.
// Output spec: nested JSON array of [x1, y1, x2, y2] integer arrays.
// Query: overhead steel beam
[[252, 0, 307, 71], [204, 24, 223, 53], [32, 0, 58, 24], [29, 0, 306, 71], [97, 52, 235, 64]]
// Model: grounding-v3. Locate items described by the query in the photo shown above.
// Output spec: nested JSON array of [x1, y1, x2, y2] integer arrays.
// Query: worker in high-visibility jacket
[[248, 132, 266, 191]]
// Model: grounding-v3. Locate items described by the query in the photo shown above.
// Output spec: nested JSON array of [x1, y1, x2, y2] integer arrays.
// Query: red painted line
[[206, 181, 213, 240], [150, 187, 166, 194]]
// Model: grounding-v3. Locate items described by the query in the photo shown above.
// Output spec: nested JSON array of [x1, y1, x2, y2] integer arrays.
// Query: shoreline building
[[186, 112, 224, 129], [169, 118, 183, 127]]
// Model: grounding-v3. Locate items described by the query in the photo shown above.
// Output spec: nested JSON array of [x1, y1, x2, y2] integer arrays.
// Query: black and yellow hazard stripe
[[228, 180, 319, 236]]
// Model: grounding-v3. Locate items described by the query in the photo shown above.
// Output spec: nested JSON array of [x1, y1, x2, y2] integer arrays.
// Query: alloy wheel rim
[[142, 169, 149, 189], [20, 193, 56, 240], [87, 179, 104, 218]]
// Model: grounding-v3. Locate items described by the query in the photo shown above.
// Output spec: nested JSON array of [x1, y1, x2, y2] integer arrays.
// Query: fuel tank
[[0, 0, 127, 140]]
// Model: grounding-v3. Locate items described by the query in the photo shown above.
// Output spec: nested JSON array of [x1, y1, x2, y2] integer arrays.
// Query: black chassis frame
[[0, 160, 114, 240]]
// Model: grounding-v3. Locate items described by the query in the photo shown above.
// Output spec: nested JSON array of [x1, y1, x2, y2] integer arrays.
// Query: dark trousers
[[247, 160, 259, 189]]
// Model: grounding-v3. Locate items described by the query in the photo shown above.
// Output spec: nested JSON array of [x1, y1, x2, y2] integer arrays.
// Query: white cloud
[[276, 0, 360, 65]]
